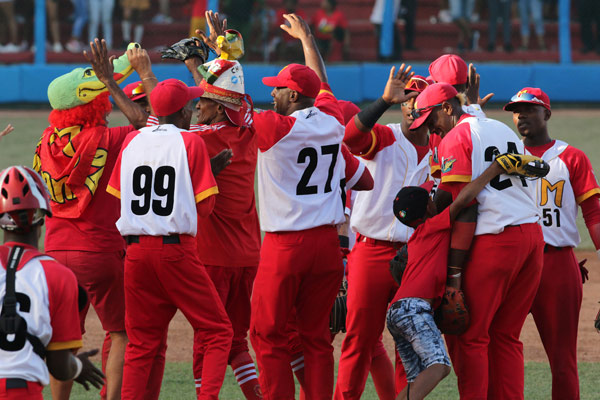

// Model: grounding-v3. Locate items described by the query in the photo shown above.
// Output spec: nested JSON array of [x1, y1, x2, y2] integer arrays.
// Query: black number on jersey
[[484, 142, 527, 191], [131, 166, 176, 216], [542, 208, 561, 227], [0, 292, 32, 351], [296, 144, 340, 195]]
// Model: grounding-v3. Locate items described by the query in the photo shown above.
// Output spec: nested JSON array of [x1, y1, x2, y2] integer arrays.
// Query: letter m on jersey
[[540, 179, 565, 207]]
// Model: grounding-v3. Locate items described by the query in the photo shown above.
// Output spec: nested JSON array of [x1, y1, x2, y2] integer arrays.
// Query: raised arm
[[127, 46, 158, 116], [84, 39, 147, 129]]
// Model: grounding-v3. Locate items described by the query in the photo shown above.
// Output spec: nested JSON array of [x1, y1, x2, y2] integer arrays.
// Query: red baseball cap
[[150, 79, 204, 117], [503, 87, 551, 112], [409, 83, 458, 130], [123, 81, 147, 101], [338, 100, 360, 124], [429, 54, 468, 86], [262, 64, 321, 98]]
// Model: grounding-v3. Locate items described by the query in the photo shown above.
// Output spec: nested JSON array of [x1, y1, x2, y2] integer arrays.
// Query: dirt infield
[[81, 250, 600, 363]]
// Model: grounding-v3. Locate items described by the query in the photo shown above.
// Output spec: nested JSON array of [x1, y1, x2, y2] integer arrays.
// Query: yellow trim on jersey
[[318, 89, 333, 96], [47, 339, 83, 351], [106, 185, 121, 199], [360, 130, 378, 158], [430, 165, 441, 173], [195, 186, 219, 203], [576, 188, 600, 204], [441, 175, 472, 183]]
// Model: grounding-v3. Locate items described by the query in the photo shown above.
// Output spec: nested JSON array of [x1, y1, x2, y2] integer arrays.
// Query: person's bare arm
[[0, 124, 13, 140], [280, 13, 327, 83], [449, 161, 503, 220], [127, 46, 158, 116], [184, 56, 205, 86], [46, 349, 105, 390], [84, 39, 147, 129]]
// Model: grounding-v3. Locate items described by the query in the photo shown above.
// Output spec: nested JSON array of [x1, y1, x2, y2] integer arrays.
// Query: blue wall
[[2, 63, 600, 105]]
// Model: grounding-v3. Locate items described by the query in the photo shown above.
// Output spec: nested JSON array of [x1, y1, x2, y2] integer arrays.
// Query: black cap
[[393, 186, 430, 226]]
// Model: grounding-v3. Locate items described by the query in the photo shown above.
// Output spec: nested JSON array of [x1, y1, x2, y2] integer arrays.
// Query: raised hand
[[0, 124, 14, 140], [382, 64, 417, 105], [127, 45, 153, 78], [196, 10, 227, 54], [280, 13, 312, 41], [466, 63, 494, 106], [83, 39, 114, 84]]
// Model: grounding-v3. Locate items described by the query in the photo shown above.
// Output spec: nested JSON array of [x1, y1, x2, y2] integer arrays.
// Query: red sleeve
[[561, 146, 600, 204], [43, 260, 83, 351], [108, 125, 136, 151], [335, 10, 348, 28], [181, 131, 218, 205], [106, 131, 139, 199], [314, 83, 344, 125], [438, 123, 473, 185], [253, 110, 296, 152], [343, 119, 396, 159], [342, 144, 360, 181]]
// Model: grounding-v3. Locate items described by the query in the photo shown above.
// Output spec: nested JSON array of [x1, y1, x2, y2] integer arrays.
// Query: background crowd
[[0, 1, 598, 60]]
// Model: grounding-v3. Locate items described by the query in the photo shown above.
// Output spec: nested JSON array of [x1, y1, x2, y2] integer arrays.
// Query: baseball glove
[[161, 37, 211, 64], [595, 303, 600, 333], [329, 278, 348, 334], [389, 244, 408, 285], [495, 153, 550, 178], [434, 287, 470, 335]]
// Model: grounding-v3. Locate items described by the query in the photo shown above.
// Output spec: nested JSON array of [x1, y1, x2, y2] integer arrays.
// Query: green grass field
[[3, 107, 600, 399]]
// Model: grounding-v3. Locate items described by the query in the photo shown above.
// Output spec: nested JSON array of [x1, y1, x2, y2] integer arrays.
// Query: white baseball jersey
[[0, 245, 82, 386], [526, 140, 600, 247], [439, 115, 539, 235], [349, 123, 431, 242], [107, 124, 218, 236]]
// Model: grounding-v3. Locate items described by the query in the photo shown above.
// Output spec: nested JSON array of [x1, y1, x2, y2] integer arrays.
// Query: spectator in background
[[16, 0, 62, 52], [152, 0, 172, 23], [449, 0, 475, 52], [89, 0, 115, 49], [66, 0, 89, 53], [400, 0, 417, 51], [579, 0, 600, 54], [274, 0, 305, 61], [487, 0, 512, 52], [519, 0, 545, 50], [0, 0, 20, 52], [121, 0, 149, 48], [370, 0, 401, 61], [311, 0, 348, 62], [190, 0, 206, 37], [222, 0, 255, 45], [248, 0, 275, 61]]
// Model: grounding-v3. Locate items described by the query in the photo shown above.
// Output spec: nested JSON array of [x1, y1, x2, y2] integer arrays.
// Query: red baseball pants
[[0, 380, 42, 400], [450, 223, 544, 400], [335, 239, 401, 400], [530, 246, 582, 400], [250, 225, 343, 400], [121, 235, 232, 400]]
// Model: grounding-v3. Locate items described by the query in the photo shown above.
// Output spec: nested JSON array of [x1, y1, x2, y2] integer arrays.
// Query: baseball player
[[123, 81, 151, 114], [106, 78, 233, 400], [335, 69, 433, 400], [0, 166, 104, 399], [504, 87, 600, 399], [411, 82, 544, 399], [32, 39, 153, 400]]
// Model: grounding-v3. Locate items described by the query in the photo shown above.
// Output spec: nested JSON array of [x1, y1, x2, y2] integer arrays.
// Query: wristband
[[72, 357, 83, 380], [448, 272, 462, 279], [356, 97, 391, 129]]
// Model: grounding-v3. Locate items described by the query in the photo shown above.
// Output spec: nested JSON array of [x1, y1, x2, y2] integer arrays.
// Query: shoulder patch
[[441, 157, 456, 173]]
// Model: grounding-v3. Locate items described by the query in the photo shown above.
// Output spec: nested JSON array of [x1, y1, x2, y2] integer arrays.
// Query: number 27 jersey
[[107, 124, 218, 236]]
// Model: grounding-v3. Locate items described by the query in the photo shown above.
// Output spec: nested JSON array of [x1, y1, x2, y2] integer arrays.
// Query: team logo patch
[[441, 157, 456, 173], [398, 210, 407, 218]]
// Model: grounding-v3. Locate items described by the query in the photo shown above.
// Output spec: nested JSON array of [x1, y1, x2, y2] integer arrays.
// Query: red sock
[[231, 352, 262, 400], [99, 332, 111, 400]]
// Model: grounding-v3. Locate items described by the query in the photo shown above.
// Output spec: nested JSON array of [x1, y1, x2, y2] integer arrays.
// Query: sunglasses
[[510, 92, 547, 106], [411, 103, 442, 119], [405, 77, 429, 93]]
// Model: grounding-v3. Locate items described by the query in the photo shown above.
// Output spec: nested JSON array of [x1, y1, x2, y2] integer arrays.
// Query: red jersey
[[194, 122, 261, 267], [390, 208, 452, 308], [44, 125, 134, 252], [311, 9, 347, 41]]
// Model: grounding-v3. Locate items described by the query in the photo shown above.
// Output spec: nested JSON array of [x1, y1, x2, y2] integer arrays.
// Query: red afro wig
[[48, 92, 112, 129]]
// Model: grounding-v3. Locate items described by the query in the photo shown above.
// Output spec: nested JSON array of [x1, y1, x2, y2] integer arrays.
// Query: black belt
[[126, 235, 181, 245], [544, 244, 566, 253], [6, 378, 28, 389]]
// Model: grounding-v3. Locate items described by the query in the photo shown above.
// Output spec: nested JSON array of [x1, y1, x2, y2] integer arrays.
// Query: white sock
[[233, 362, 258, 386], [134, 25, 144, 44], [122, 21, 131, 41], [194, 377, 201, 389], [290, 355, 304, 372]]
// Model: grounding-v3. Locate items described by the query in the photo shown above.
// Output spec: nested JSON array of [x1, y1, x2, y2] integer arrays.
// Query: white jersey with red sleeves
[[439, 116, 539, 235], [0, 245, 82, 386], [256, 106, 346, 232], [527, 140, 600, 247], [108, 124, 218, 236], [351, 124, 431, 242]]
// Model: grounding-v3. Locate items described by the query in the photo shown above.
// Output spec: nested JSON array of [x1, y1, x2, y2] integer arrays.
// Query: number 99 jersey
[[526, 140, 600, 247], [107, 125, 218, 236]]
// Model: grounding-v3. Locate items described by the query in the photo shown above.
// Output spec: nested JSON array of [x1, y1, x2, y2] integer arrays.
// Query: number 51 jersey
[[107, 124, 218, 236]]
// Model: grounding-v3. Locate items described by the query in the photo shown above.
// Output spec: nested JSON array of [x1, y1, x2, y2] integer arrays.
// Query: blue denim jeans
[[387, 298, 450, 382], [71, 0, 89, 38], [519, 0, 544, 37]]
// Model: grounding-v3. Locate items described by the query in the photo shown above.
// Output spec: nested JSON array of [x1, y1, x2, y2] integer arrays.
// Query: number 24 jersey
[[107, 124, 218, 236]]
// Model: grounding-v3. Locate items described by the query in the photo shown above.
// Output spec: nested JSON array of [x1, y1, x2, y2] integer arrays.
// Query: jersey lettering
[[131, 166, 176, 216], [484, 142, 527, 190], [540, 178, 565, 208], [542, 208, 561, 227], [0, 292, 32, 352], [296, 144, 340, 196]]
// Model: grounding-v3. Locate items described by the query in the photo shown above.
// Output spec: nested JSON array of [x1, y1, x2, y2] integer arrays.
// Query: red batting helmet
[[0, 166, 51, 232]]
